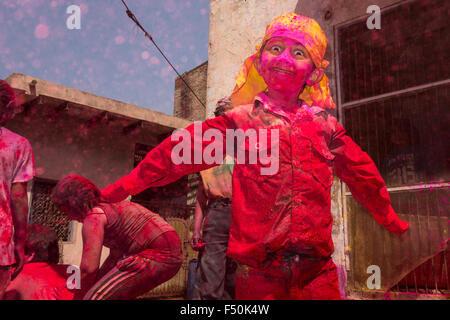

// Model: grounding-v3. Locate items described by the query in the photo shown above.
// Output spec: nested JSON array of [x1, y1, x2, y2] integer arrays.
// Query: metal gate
[[29, 178, 72, 242], [336, 0, 449, 298], [137, 217, 198, 299]]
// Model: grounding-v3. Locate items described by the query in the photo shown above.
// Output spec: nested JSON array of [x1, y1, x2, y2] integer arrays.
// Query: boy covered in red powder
[[0, 80, 35, 299], [101, 13, 409, 299]]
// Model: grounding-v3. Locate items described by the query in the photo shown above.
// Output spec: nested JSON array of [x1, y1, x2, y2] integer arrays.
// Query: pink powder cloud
[[32, 59, 41, 68], [115, 35, 125, 45], [163, 0, 178, 14], [160, 66, 172, 78], [14, 10, 24, 21], [34, 23, 49, 39], [149, 56, 160, 65], [80, 3, 89, 14]]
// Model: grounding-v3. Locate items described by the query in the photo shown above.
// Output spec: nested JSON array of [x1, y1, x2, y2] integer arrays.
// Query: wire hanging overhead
[[120, 0, 206, 109]]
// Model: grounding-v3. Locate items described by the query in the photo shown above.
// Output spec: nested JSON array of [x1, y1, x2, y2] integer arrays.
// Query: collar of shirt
[[253, 92, 324, 123]]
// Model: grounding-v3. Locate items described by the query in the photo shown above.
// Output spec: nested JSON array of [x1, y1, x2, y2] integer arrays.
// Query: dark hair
[[0, 79, 18, 126], [51, 175, 101, 220], [25, 224, 60, 264], [214, 97, 233, 117]]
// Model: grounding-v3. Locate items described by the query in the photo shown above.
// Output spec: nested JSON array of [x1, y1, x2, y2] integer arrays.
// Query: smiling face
[[256, 36, 315, 95]]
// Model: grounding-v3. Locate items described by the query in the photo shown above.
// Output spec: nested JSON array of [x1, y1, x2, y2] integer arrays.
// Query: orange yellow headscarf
[[229, 12, 336, 110]]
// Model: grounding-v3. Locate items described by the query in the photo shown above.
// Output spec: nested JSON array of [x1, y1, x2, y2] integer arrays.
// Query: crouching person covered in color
[[100, 13, 409, 300], [51, 175, 182, 300], [4, 224, 75, 300]]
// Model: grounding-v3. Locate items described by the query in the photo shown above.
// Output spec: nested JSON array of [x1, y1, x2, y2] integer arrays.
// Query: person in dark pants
[[190, 99, 236, 300]]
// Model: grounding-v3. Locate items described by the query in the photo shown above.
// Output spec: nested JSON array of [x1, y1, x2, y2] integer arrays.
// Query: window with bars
[[337, 0, 449, 296], [130, 143, 199, 219], [29, 178, 73, 243]]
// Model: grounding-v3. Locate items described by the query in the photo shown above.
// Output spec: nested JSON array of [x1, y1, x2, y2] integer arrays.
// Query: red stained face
[[257, 36, 315, 93]]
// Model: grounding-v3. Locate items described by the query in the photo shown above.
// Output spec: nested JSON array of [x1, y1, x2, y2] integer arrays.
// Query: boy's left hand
[[387, 218, 410, 236]]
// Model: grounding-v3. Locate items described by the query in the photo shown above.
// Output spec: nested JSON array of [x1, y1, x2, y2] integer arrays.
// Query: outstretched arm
[[330, 120, 409, 235], [101, 114, 235, 202]]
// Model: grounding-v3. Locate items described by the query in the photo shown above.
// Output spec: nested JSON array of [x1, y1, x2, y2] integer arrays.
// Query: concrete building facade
[[5, 73, 192, 267], [173, 61, 208, 122]]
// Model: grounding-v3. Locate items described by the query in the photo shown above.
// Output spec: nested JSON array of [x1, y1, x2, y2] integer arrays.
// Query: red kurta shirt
[[105, 92, 408, 268]]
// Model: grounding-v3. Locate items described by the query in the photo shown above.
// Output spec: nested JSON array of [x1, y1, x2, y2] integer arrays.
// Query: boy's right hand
[[190, 235, 205, 251]]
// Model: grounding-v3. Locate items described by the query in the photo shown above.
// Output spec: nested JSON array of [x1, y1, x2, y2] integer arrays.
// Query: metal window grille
[[29, 178, 72, 242], [337, 0, 449, 297], [338, 0, 449, 105]]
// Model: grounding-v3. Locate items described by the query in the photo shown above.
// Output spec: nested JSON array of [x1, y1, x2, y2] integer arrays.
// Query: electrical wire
[[120, 0, 206, 109]]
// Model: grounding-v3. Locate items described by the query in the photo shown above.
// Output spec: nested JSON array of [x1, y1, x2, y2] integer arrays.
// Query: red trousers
[[235, 254, 341, 300]]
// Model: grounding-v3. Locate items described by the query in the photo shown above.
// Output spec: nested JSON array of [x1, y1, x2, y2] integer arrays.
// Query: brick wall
[[173, 61, 208, 121]]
